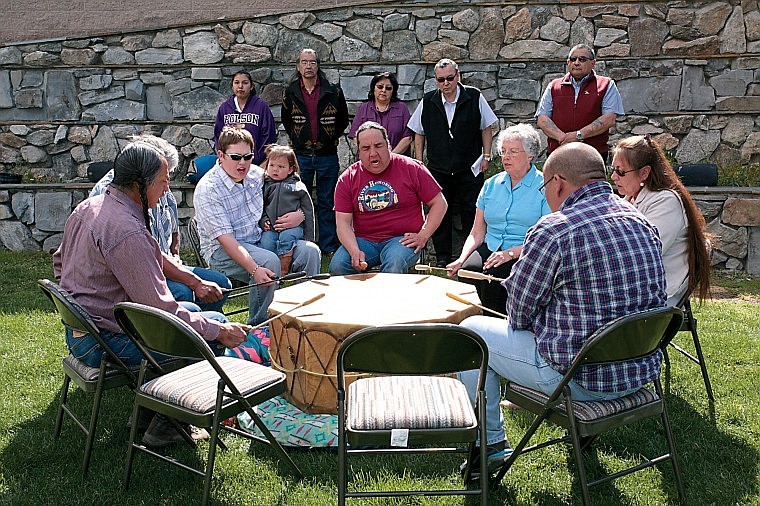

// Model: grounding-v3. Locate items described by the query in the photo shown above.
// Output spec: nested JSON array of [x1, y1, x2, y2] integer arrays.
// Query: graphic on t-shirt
[[358, 180, 398, 212]]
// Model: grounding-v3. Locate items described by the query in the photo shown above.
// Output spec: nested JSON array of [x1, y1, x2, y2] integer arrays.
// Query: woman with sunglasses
[[213, 70, 277, 165], [611, 135, 711, 304], [447, 124, 551, 314], [348, 72, 413, 156]]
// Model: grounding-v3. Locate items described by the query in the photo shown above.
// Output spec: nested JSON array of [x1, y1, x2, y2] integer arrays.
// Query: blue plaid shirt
[[505, 181, 667, 392]]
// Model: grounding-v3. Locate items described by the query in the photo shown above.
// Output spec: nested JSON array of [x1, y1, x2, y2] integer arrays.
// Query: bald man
[[457, 143, 667, 480]]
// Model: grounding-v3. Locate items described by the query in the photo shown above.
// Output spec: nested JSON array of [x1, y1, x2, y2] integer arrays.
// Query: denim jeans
[[328, 236, 420, 275], [457, 315, 640, 446], [297, 153, 339, 252], [167, 265, 232, 313], [259, 227, 304, 256]]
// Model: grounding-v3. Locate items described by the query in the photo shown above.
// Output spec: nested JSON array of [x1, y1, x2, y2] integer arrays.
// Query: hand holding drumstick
[[446, 291, 508, 319]]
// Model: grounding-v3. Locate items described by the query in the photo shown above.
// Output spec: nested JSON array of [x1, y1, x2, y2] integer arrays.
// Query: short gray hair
[[131, 134, 179, 172], [434, 58, 458, 72], [495, 124, 541, 160]]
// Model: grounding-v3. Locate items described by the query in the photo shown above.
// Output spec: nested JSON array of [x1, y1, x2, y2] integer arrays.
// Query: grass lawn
[[0, 251, 758, 505]]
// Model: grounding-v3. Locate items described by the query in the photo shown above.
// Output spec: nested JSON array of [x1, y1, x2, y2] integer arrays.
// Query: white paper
[[390, 428, 409, 447], [471, 154, 484, 177]]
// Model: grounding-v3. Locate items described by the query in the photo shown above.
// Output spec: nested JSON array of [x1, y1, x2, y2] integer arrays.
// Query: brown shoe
[[279, 251, 294, 277], [141, 415, 209, 448]]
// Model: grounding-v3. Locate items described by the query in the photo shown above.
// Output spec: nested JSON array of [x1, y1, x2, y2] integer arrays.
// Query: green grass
[[0, 252, 758, 505]]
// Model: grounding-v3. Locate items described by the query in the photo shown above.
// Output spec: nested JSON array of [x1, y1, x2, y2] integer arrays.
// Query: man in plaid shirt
[[459, 142, 666, 478]]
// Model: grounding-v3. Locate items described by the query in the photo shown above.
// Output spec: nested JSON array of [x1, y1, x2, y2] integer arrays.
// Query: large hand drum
[[268, 273, 482, 414]]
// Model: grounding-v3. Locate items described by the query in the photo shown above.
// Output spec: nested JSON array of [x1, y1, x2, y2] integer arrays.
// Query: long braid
[[138, 180, 151, 230], [110, 141, 164, 233]]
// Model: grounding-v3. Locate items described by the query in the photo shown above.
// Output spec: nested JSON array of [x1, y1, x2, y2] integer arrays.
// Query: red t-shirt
[[334, 154, 442, 242]]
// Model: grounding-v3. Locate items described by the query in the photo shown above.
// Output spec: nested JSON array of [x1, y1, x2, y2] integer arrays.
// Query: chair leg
[[565, 397, 591, 506], [242, 405, 302, 478], [337, 393, 347, 506], [477, 389, 488, 506], [656, 381, 686, 502], [690, 327, 714, 401], [53, 375, 71, 438], [123, 403, 142, 490], [203, 389, 225, 506], [82, 364, 107, 476]]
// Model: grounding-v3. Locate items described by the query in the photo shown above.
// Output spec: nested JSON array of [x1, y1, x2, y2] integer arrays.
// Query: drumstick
[[446, 291, 508, 319], [414, 264, 450, 274], [222, 271, 308, 293], [457, 269, 506, 283], [249, 293, 326, 331]]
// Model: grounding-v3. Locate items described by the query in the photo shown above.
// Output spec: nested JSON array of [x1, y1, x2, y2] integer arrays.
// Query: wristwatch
[[576, 130, 583, 141], [507, 249, 515, 258], [483, 153, 492, 161]]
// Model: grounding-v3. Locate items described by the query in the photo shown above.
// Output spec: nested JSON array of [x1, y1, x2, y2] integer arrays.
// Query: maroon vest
[[548, 71, 611, 156]]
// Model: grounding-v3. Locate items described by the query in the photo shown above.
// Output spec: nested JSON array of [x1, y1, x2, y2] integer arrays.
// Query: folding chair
[[38, 279, 138, 477], [113, 302, 302, 505], [491, 306, 686, 505], [663, 291, 714, 401], [337, 323, 489, 505], [186, 217, 208, 269]]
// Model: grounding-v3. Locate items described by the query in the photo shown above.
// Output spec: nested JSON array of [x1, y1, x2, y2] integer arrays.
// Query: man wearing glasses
[[408, 58, 497, 268], [281, 48, 349, 256], [535, 44, 624, 161]]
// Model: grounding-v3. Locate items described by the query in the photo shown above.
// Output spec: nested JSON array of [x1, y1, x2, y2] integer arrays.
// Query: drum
[[268, 273, 482, 414]]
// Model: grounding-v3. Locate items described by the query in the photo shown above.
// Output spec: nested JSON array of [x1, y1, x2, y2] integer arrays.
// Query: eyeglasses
[[225, 152, 254, 161], [501, 149, 525, 157], [435, 72, 458, 83], [375, 84, 393, 91], [568, 56, 591, 63], [610, 166, 639, 177], [538, 174, 565, 194], [299, 60, 318, 66]]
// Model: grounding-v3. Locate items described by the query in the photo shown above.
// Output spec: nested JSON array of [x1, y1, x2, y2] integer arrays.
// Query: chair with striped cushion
[[490, 306, 687, 505], [337, 323, 489, 505], [113, 302, 302, 506], [38, 279, 138, 477]]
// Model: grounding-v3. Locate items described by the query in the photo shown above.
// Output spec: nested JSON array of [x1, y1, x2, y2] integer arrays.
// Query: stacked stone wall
[[1, 0, 759, 182]]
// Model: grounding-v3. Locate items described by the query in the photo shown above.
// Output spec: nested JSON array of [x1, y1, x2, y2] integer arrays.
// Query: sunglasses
[[568, 56, 591, 63], [225, 152, 255, 161], [435, 72, 458, 83], [375, 84, 393, 91], [610, 167, 639, 177]]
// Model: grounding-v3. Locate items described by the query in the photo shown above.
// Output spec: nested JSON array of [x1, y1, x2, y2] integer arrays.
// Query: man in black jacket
[[408, 58, 497, 267], [282, 48, 349, 254]]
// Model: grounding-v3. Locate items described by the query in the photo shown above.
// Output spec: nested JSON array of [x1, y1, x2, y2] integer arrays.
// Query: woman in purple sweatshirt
[[214, 70, 277, 165]]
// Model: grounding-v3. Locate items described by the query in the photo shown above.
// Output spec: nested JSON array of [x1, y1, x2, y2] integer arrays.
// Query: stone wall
[[1, 0, 759, 182], [1, 183, 759, 276]]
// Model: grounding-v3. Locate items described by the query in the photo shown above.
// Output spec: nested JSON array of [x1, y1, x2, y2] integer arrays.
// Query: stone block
[[21, 145, 47, 164], [88, 126, 119, 162], [45, 71, 81, 121], [61, 48, 98, 65], [80, 74, 113, 91], [346, 19, 383, 49], [694, 3, 733, 36], [226, 44, 272, 64], [498, 78, 540, 101], [27, 130, 54, 146], [146, 85, 173, 121], [9, 125, 30, 136], [0, 47, 22, 65], [42, 233, 63, 254], [162, 125, 193, 146], [191, 68, 222, 81], [172, 87, 225, 120], [309, 22, 343, 43], [135, 48, 183, 65], [629, 17, 668, 56], [0, 204, 11, 219], [11, 192, 34, 223], [709, 70, 754, 97], [82, 99, 145, 122], [124, 80, 144, 101], [540, 16, 570, 43], [694, 200, 724, 221], [415, 18, 441, 45], [722, 198, 760, 226], [384, 13, 410, 32], [747, 227, 760, 275], [0, 133, 24, 148], [452, 9, 479, 32], [102, 47, 135, 65], [679, 66, 715, 111], [153, 29, 182, 49], [0, 221, 40, 252], [617, 76, 681, 113], [35, 192, 72, 232], [67, 126, 92, 145], [715, 96, 760, 111], [707, 217, 748, 258], [469, 7, 504, 60], [720, 6, 746, 54], [333, 36, 380, 62], [383, 31, 421, 61], [340, 75, 373, 101], [675, 128, 721, 164], [184, 31, 224, 64]]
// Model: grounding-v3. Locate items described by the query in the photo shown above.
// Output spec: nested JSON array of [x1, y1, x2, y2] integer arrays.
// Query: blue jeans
[[209, 239, 321, 325], [328, 236, 420, 275], [259, 227, 304, 256], [457, 315, 640, 447], [166, 265, 232, 313], [64, 308, 229, 368], [297, 153, 339, 252]]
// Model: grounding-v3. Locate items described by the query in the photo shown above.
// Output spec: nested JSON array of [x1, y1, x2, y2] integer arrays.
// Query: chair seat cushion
[[140, 356, 284, 414], [348, 376, 476, 431], [63, 354, 129, 381], [509, 383, 659, 421]]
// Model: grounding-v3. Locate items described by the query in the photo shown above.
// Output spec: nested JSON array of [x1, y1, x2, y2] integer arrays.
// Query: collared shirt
[[407, 86, 497, 134], [90, 169, 178, 255], [535, 72, 624, 118], [504, 181, 667, 392], [193, 162, 265, 263], [301, 77, 322, 142], [348, 101, 413, 155], [53, 186, 221, 339], [477, 164, 551, 251]]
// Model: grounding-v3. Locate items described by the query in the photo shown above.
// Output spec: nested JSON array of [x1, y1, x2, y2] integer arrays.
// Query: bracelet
[[251, 265, 259, 276], [483, 153, 492, 161]]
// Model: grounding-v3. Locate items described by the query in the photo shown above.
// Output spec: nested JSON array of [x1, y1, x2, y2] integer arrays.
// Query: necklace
[[375, 102, 389, 113]]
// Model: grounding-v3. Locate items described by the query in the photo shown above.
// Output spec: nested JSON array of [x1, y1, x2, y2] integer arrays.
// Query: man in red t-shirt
[[329, 121, 447, 274]]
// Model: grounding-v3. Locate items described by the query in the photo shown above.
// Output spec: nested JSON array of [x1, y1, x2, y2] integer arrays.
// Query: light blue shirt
[[477, 164, 551, 252], [535, 72, 624, 118], [408, 85, 498, 134]]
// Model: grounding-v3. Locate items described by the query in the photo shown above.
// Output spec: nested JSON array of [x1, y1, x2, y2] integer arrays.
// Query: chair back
[[38, 279, 134, 373], [337, 323, 488, 388], [187, 217, 208, 269], [574, 306, 684, 369]]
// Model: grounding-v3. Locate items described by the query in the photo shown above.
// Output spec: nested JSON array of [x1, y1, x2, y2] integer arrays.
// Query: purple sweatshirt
[[214, 95, 277, 165]]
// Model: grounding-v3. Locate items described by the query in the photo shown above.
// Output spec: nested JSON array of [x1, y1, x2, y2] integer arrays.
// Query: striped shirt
[[505, 181, 667, 392], [193, 163, 265, 263]]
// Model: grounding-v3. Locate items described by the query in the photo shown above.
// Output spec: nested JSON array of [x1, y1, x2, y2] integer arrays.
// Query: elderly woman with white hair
[[447, 123, 551, 314]]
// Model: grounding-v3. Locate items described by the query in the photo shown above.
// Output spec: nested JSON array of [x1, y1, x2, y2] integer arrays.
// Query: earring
[[640, 182, 645, 187]]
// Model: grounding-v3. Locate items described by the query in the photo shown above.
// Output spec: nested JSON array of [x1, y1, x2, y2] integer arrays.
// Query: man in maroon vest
[[535, 44, 624, 161]]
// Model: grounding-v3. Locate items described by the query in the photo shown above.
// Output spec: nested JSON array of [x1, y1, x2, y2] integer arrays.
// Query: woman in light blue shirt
[[448, 124, 551, 314]]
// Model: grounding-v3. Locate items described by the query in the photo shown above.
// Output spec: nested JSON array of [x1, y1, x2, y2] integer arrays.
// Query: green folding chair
[[337, 323, 489, 505], [491, 306, 686, 505]]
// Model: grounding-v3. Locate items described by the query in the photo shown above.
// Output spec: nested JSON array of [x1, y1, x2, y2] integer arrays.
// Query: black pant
[[431, 170, 484, 263], [460, 242, 515, 315]]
